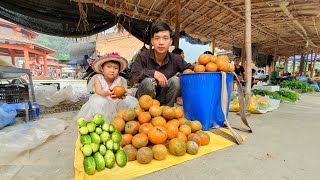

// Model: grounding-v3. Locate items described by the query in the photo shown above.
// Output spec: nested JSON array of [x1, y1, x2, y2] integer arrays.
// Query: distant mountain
[[33, 34, 72, 63]]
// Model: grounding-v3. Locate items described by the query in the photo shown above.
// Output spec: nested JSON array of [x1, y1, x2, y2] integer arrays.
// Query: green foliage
[[33, 34, 71, 62], [279, 80, 316, 92], [252, 89, 300, 103]]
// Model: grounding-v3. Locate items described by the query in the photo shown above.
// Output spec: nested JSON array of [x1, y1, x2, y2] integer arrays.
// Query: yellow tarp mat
[[74, 129, 246, 180]]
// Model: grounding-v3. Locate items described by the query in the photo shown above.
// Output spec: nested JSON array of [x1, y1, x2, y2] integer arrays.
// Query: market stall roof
[[1, 0, 319, 57], [77, 0, 320, 56]]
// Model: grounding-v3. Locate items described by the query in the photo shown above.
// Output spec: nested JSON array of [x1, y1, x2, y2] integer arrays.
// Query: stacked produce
[[111, 95, 211, 165], [184, 54, 235, 73], [77, 115, 127, 175], [279, 80, 317, 92], [252, 89, 300, 103]]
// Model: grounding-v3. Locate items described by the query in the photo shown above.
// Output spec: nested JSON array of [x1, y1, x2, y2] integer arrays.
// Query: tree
[[33, 34, 71, 62]]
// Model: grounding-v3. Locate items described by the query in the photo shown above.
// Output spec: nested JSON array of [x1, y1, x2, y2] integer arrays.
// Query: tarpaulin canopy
[[0, 0, 151, 44], [1, 0, 320, 56]]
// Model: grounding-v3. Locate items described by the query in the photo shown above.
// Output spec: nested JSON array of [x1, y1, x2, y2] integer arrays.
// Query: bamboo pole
[[241, 33, 245, 66], [273, 46, 278, 69], [304, 52, 308, 76], [292, 48, 296, 74], [311, 48, 318, 78], [299, 52, 304, 76], [310, 50, 314, 71], [245, 0, 252, 110], [174, 0, 181, 48], [273, 36, 280, 69], [284, 57, 288, 73], [211, 38, 216, 55]]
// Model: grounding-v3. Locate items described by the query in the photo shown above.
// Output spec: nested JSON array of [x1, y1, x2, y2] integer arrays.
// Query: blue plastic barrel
[[180, 72, 234, 130]]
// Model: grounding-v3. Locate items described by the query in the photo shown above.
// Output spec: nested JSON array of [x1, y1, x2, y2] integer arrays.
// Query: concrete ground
[[11, 93, 320, 180]]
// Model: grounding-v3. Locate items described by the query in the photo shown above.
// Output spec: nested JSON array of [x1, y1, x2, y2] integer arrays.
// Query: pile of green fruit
[[78, 114, 128, 175]]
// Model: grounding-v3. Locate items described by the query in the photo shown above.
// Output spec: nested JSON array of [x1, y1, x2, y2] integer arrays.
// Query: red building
[[0, 18, 56, 77]]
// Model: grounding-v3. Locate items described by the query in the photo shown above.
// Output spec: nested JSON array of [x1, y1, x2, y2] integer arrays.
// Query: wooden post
[[265, 54, 268, 73], [292, 49, 296, 74], [241, 34, 245, 66], [245, 0, 252, 110], [309, 50, 313, 71], [36, 56, 40, 64], [43, 54, 48, 77], [23, 48, 30, 69], [174, 0, 181, 48], [11, 56, 15, 66], [273, 42, 278, 69], [311, 48, 318, 78], [303, 53, 308, 76], [284, 57, 288, 73], [299, 52, 304, 76], [211, 38, 215, 55]]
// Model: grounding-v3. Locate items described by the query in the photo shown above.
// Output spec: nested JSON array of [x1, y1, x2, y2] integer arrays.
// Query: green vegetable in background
[[251, 89, 300, 103], [279, 80, 316, 92]]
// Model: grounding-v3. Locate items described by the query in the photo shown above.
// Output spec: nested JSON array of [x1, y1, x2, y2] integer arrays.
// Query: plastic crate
[[0, 84, 30, 104]]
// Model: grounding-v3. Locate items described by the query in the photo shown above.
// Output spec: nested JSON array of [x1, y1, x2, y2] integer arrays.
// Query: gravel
[[34, 81, 90, 114]]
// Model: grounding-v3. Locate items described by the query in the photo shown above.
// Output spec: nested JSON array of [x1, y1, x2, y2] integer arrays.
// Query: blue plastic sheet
[[0, 103, 17, 129]]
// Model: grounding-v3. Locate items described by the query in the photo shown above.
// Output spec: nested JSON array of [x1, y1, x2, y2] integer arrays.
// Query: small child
[[77, 52, 139, 122]]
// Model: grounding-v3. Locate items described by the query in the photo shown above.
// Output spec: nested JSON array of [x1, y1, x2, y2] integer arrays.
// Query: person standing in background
[[233, 57, 245, 81]]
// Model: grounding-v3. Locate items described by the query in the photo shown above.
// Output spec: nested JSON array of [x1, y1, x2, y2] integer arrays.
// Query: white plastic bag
[[0, 118, 68, 178], [0, 118, 68, 165], [35, 85, 77, 107]]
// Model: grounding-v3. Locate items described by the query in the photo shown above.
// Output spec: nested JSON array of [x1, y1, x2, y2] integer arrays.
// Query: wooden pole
[[303, 53, 308, 76], [273, 39, 279, 69], [245, 0, 252, 110], [36, 56, 40, 64], [311, 48, 318, 78], [284, 57, 288, 73], [174, 0, 181, 48], [241, 33, 245, 66], [292, 48, 296, 74], [265, 54, 268, 73], [211, 38, 215, 55], [43, 54, 48, 77], [11, 56, 15, 66], [23, 48, 30, 69], [310, 50, 313, 72], [299, 52, 304, 76]]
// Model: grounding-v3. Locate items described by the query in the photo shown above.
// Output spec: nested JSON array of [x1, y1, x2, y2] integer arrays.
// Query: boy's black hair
[[252, 69, 256, 74], [203, 51, 213, 55], [172, 48, 183, 55], [151, 22, 172, 37]]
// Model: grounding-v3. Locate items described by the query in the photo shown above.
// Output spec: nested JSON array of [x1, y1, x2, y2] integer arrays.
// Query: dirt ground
[[10, 93, 320, 180]]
